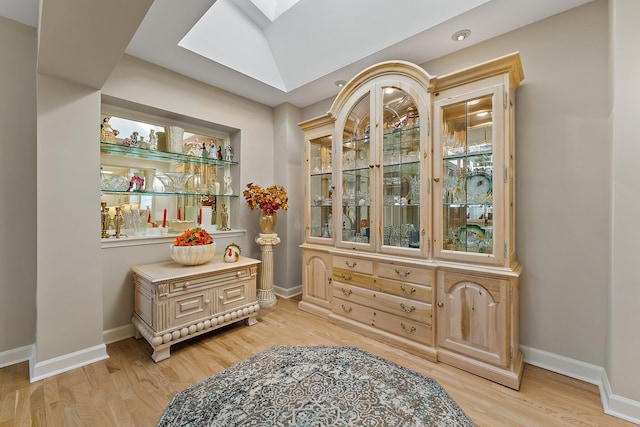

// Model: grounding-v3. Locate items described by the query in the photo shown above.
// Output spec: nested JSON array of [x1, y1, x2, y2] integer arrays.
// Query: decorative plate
[[457, 224, 485, 246], [466, 172, 492, 199]]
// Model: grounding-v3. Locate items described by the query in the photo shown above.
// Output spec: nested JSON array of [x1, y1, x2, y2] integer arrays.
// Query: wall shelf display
[[299, 54, 524, 389], [100, 114, 238, 237]]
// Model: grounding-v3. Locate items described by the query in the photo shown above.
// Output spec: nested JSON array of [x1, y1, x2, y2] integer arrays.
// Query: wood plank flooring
[[0, 297, 633, 426]]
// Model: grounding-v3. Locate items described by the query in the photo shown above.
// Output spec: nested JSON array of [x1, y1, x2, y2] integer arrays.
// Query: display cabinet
[[332, 62, 431, 257], [302, 116, 335, 244], [100, 114, 238, 237], [298, 53, 524, 389]]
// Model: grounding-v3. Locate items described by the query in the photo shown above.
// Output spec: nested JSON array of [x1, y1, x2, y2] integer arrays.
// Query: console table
[[131, 256, 261, 361]]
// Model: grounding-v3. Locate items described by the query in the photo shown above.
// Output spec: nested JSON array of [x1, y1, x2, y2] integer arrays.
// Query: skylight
[[250, 0, 301, 22]]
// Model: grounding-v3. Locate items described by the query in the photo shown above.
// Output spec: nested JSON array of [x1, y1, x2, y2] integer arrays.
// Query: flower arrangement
[[243, 183, 289, 215], [173, 227, 214, 246], [129, 175, 145, 191]]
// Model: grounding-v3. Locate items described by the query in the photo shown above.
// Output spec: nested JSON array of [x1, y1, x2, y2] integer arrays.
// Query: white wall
[[273, 103, 304, 290], [34, 74, 107, 373], [0, 17, 37, 358], [609, 0, 640, 404]]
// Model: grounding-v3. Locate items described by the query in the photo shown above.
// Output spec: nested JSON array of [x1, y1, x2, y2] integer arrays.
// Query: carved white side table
[[131, 256, 261, 361], [255, 233, 280, 308]]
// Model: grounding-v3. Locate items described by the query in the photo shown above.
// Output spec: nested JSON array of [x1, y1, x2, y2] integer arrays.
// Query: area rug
[[157, 345, 475, 426]]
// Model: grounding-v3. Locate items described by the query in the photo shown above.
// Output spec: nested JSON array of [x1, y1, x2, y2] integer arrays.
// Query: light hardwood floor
[[0, 297, 632, 426]]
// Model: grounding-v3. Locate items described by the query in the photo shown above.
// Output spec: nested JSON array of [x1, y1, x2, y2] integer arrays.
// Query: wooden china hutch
[[299, 53, 524, 389]]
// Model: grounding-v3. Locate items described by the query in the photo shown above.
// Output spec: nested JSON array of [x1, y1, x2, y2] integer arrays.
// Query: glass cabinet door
[[341, 94, 371, 245], [435, 86, 503, 263], [308, 133, 333, 241], [381, 87, 421, 250]]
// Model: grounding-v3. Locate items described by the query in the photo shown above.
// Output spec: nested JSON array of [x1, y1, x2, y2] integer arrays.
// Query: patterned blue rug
[[157, 345, 475, 426]]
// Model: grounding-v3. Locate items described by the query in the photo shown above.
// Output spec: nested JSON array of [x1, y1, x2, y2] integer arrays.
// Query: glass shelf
[[100, 189, 238, 198], [100, 142, 237, 166]]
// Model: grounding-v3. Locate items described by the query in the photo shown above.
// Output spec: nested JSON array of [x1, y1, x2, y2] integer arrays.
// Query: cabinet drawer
[[373, 277, 433, 303], [377, 262, 434, 287], [332, 298, 432, 346], [169, 267, 253, 293], [217, 279, 253, 312], [168, 290, 212, 329], [333, 283, 431, 325], [332, 268, 374, 288], [332, 256, 373, 275]]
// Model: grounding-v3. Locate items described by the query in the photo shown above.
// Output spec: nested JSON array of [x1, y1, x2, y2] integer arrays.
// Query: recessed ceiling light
[[335, 80, 347, 88], [452, 29, 471, 42]]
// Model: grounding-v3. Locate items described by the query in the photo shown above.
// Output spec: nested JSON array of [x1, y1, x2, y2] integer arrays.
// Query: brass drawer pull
[[341, 288, 352, 296], [400, 285, 416, 295], [345, 260, 357, 268], [400, 303, 416, 313], [400, 323, 416, 333], [340, 273, 353, 281], [395, 268, 411, 277], [341, 304, 353, 313]]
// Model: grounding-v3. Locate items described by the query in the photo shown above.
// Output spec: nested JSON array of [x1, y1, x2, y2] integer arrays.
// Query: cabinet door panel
[[437, 271, 509, 368], [307, 130, 334, 243], [433, 84, 505, 266], [302, 249, 331, 307], [217, 280, 252, 312], [168, 290, 212, 329]]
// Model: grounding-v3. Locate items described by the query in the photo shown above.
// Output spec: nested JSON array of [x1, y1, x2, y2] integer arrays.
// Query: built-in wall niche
[[100, 110, 238, 237]]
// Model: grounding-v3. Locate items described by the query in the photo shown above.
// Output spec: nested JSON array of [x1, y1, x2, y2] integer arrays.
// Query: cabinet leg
[[134, 329, 142, 339], [246, 315, 258, 326], [151, 346, 170, 362]]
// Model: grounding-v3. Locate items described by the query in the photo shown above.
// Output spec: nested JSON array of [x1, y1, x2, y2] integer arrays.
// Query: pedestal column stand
[[255, 233, 280, 308]]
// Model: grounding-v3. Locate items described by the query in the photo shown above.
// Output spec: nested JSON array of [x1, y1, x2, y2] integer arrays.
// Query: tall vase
[[259, 212, 277, 234]]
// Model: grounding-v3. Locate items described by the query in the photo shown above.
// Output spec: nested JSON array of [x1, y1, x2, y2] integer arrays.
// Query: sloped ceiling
[[2, 0, 593, 107]]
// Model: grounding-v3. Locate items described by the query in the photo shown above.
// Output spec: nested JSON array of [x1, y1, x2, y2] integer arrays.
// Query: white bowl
[[170, 243, 216, 266], [169, 219, 195, 233]]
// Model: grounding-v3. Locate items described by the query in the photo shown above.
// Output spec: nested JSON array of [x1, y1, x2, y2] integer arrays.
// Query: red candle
[[199, 208, 202, 225], [178, 208, 181, 220], [162, 208, 167, 228]]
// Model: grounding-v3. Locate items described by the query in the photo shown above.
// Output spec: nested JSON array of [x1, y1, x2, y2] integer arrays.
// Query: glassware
[[163, 172, 195, 193], [131, 208, 150, 235], [156, 174, 174, 192]]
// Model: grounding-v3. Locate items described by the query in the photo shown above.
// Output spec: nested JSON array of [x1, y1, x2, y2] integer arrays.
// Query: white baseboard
[[0, 344, 33, 368], [274, 284, 302, 299], [103, 323, 135, 344], [600, 370, 640, 425], [521, 345, 640, 425], [29, 343, 109, 383]]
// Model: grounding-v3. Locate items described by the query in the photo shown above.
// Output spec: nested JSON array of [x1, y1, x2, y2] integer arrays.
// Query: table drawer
[[332, 255, 373, 275], [333, 283, 432, 325], [377, 262, 434, 287], [332, 298, 432, 346], [167, 290, 212, 329], [169, 267, 253, 293]]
